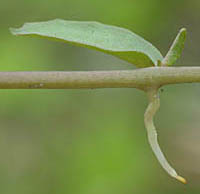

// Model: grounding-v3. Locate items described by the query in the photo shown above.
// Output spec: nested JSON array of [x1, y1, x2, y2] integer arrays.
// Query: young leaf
[[10, 19, 163, 68], [162, 28, 187, 66]]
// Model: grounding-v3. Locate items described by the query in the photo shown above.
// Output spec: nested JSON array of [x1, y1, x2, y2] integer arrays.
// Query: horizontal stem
[[0, 67, 200, 90]]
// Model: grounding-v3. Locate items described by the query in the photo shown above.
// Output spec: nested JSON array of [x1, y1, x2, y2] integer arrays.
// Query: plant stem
[[0, 67, 200, 90]]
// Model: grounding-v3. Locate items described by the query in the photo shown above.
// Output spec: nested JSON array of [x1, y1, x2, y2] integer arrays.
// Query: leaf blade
[[10, 19, 163, 68]]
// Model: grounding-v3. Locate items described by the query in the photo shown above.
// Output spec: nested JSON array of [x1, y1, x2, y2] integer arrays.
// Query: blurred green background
[[0, 0, 200, 193]]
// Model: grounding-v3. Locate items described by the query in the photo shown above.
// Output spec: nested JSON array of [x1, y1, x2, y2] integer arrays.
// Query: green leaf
[[10, 19, 163, 68], [162, 28, 187, 66]]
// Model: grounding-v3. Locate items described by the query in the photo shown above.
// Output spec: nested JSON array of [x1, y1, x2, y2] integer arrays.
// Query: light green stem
[[144, 88, 186, 183]]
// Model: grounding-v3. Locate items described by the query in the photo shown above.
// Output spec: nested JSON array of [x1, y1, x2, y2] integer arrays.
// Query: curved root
[[144, 88, 186, 184]]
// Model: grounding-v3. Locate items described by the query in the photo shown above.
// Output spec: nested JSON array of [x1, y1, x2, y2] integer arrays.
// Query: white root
[[144, 88, 186, 184]]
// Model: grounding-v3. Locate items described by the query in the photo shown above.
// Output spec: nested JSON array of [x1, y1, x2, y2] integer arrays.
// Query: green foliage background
[[0, 0, 200, 193]]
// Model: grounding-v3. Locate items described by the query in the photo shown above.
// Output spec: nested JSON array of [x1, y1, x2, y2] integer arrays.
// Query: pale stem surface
[[0, 67, 200, 90]]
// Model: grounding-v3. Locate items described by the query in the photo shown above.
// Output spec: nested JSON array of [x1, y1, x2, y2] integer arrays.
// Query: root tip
[[176, 175, 187, 184]]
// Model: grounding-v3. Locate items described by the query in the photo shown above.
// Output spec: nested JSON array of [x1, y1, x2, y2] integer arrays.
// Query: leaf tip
[[9, 27, 16, 35], [9, 27, 19, 36], [179, 27, 187, 39], [180, 27, 187, 34]]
